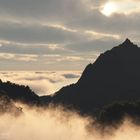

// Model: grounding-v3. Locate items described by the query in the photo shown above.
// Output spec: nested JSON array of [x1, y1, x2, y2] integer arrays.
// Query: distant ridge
[[40, 39, 140, 116], [0, 80, 39, 104]]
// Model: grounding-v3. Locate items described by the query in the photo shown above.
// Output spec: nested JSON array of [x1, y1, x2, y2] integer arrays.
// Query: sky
[[0, 0, 140, 70]]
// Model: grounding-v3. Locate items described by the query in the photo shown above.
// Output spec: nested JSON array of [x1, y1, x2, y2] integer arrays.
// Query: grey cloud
[[0, 42, 70, 55], [0, 0, 89, 22], [65, 39, 121, 53], [0, 0, 139, 44], [0, 22, 87, 44], [0, 0, 140, 38], [0, 0, 139, 70], [63, 73, 80, 79], [88, 0, 108, 7], [0, 52, 97, 70], [66, 9, 140, 36]]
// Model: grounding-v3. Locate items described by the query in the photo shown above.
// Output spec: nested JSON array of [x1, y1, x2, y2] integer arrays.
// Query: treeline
[[0, 80, 39, 104], [98, 101, 140, 126]]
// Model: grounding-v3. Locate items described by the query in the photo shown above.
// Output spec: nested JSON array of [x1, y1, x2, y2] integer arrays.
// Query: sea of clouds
[[0, 71, 81, 96], [0, 103, 140, 140]]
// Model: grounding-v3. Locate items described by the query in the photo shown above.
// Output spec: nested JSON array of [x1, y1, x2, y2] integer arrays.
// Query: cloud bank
[[0, 71, 81, 95], [1, 104, 140, 140]]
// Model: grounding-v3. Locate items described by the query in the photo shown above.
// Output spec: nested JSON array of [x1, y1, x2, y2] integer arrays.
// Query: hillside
[[41, 39, 140, 116]]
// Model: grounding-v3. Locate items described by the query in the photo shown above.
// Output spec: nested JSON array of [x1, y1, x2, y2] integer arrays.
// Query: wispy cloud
[[85, 30, 120, 39], [42, 23, 77, 32], [0, 53, 38, 62]]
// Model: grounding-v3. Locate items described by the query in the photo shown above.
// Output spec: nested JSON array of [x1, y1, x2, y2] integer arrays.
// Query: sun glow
[[101, 2, 117, 16]]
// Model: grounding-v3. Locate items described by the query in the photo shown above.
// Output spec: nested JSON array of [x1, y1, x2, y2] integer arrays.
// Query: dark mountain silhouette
[[98, 101, 140, 126], [41, 38, 140, 116], [0, 80, 39, 105]]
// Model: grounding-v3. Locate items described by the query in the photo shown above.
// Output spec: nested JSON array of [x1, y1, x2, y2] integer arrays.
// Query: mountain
[[0, 80, 40, 105], [41, 39, 140, 116], [98, 101, 140, 126]]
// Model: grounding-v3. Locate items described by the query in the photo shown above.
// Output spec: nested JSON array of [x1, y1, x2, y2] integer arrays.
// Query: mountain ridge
[[43, 38, 140, 115], [1, 39, 140, 117]]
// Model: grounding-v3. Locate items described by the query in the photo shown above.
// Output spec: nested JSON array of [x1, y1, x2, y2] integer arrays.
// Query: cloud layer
[[0, 71, 81, 95], [1, 104, 140, 140], [0, 0, 140, 70]]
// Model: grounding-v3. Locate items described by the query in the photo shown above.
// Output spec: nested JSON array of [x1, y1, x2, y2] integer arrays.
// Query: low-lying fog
[[0, 71, 81, 95], [0, 104, 140, 140]]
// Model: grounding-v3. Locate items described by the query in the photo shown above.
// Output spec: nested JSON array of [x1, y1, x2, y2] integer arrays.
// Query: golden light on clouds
[[42, 23, 77, 32], [101, 0, 140, 16], [101, 2, 117, 16], [85, 30, 120, 39]]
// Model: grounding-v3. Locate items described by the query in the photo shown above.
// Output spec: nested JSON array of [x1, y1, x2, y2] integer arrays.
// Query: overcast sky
[[0, 0, 140, 70]]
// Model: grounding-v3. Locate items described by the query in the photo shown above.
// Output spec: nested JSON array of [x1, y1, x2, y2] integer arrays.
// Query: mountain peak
[[124, 38, 131, 43], [120, 38, 138, 48], [43, 39, 140, 116]]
